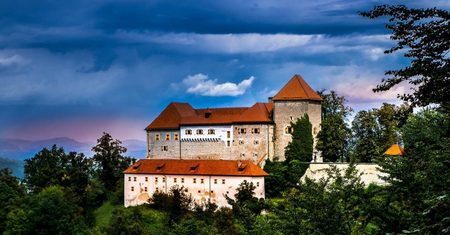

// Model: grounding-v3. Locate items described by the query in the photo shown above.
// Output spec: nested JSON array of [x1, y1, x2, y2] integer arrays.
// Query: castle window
[[285, 126, 294, 134], [174, 178, 177, 183], [155, 134, 160, 141], [181, 178, 184, 183], [290, 116, 293, 121], [252, 128, 261, 134], [238, 128, 247, 134], [240, 153, 246, 157], [155, 177, 158, 183], [144, 187, 148, 192], [200, 178, 204, 184], [134, 177, 137, 182], [185, 129, 192, 135], [214, 179, 218, 184], [174, 133, 179, 140], [208, 129, 215, 135], [211, 190, 214, 194], [239, 140, 244, 145], [222, 179, 225, 184], [196, 129, 203, 135], [254, 140, 259, 145], [227, 131, 231, 138], [254, 153, 258, 158], [193, 178, 197, 184], [227, 141, 230, 147], [162, 177, 166, 183], [257, 182, 260, 187], [156, 187, 159, 192], [131, 186, 134, 192], [145, 177, 148, 182], [161, 146, 168, 151], [313, 127, 318, 135], [165, 133, 170, 140], [198, 190, 201, 193], [128, 177, 131, 181]]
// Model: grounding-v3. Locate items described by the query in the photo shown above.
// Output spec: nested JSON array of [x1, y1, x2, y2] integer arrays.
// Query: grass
[[94, 200, 116, 228]]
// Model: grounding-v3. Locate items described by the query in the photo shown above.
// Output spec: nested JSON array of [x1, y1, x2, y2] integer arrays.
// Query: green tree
[[285, 114, 313, 162], [107, 206, 148, 235], [361, 5, 450, 110], [316, 90, 352, 162], [378, 110, 450, 233], [263, 160, 288, 197], [375, 103, 400, 151], [148, 186, 193, 224], [351, 110, 381, 162], [0, 168, 25, 233], [92, 132, 134, 192]]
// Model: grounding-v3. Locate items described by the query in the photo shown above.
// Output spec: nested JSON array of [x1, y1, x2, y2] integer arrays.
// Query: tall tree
[[316, 90, 352, 162], [92, 132, 134, 192], [351, 110, 381, 162], [0, 168, 25, 234], [361, 5, 450, 110], [375, 103, 400, 151], [285, 114, 313, 162]]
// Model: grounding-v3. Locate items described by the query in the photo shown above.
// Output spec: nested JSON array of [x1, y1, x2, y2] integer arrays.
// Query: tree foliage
[[92, 132, 134, 192], [361, 5, 450, 110], [316, 90, 353, 162], [285, 114, 313, 162]]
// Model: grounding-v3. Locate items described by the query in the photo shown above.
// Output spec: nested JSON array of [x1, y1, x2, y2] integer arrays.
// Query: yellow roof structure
[[384, 144, 405, 156]]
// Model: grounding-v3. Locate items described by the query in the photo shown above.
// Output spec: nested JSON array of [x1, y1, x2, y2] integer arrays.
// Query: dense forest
[[0, 4, 449, 234]]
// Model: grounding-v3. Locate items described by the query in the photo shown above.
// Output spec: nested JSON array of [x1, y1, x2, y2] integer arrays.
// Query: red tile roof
[[124, 159, 269, 177], [146, 102, 273, 130], [272, 74, 322, 101]]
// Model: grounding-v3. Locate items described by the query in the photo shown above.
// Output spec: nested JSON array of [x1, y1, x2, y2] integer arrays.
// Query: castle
[[145, 74, 322, 163], [124, 74, 322, 207]]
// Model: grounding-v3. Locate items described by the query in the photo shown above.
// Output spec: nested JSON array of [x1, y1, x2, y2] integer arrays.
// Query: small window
[[144, 187, 148, 192], [181, 178, 184, 183], [134, 177, 137, 182], [222, 179, 225, 184], [238, 128, 247, 134], [174, 133, 179, 140], [239, 140, 244, 145], [285, 126, 294, 134], [145, 177, 148, 182], [196, 129, 203, 135], [227, 131, 231, 138], [193, 178, 197, 184], [155, 177, 158, 183], [254, 140, 259, 145], [155, 134, 160, 141], [161, 146, 168, 151], [240, 153, 246, 157], [211, 190, 214, 194], [174, 178, 177, 183], [128, 177, 131, 181], [162, 177, 166, 183], [214, 179, 218, 184], [165, 133, 170, 140], [156, 187, 159, 192], [227, 141, 231, 147], [256, 182, 260, 187], [290, 116, 293, 121], [254, 153, 258, 158], [252, 128, 261, 134], [184, 188, 188, 192], [131, 186, 134, 192], [185, 129, 192, 135], [200, 178, 204, 184], [198, 190, 201, 193], [208, 129, 215, 135]]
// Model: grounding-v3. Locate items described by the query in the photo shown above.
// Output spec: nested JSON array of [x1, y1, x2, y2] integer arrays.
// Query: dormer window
[[190, 164, 199, 171], [156, 164, 165, 171], [185, 129, 192, 135], [208, 129, 215, 135], [196, 129, 203, 135]]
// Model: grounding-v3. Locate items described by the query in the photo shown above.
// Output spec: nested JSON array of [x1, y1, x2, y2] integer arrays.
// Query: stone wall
[[147, 130, 180, 159], [301, 163, 388, 186], [231, 124, 273, 163], [273, 100, 321, 160]]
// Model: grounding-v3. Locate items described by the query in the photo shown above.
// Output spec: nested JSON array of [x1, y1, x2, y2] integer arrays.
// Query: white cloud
[[365, 47, 385, 61], [182, 73, 255, 96], [0, 54, 26, 66]]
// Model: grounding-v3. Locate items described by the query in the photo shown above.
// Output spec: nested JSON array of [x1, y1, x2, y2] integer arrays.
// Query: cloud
[[182, 73, 255, 96]]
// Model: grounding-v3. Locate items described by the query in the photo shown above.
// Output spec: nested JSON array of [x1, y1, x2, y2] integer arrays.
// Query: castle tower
[[271, 75, 322, 161]]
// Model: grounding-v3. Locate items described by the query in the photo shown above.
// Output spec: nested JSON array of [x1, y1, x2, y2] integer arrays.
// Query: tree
[[361, 5, 450, 110], [92, 132, 134, 192], [285, 114, 313, 162], [0, 168, 25, 233], [351, 110, 382, 162], [316, 90, 353, 162], [375, 103, 400, 151], [377, 110, 450, 233], [148, 186, 193, 224]]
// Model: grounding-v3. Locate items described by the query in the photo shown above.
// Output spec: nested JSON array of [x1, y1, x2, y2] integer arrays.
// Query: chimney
[[268, 97, 273, 103]]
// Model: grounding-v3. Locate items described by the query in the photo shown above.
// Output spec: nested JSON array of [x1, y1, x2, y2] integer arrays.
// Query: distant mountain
[[0, 157, 24, 178], [0, 137, 92, 160], [122, 139, 147, 158]]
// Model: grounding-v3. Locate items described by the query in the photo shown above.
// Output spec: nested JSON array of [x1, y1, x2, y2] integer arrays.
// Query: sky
[[1, 0, 448, 143]]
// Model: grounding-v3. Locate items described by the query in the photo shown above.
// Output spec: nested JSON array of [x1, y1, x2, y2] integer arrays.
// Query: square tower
[[271, 75, 322, 161]]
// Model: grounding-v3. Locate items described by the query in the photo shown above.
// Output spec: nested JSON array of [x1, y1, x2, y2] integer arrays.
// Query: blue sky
[[1, 0, 448, 142]]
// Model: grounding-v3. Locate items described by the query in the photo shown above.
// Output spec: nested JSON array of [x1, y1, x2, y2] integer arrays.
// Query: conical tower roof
[[384, 144, 405, 156], [272, 74, 322, 101]]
